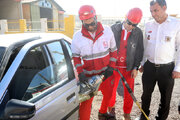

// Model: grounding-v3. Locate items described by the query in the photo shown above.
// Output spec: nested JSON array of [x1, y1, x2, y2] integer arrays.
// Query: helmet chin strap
[[94, 16, 97, 23]]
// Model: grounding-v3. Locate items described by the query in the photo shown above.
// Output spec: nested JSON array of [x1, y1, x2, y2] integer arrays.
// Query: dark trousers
[[140, 60, 174, 120]]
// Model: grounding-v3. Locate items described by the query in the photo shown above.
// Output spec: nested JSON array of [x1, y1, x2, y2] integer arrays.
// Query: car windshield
[[0, 47, 6, 64]]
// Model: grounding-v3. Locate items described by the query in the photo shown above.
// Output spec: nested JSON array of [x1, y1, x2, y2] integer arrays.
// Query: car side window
[[63, 40, 72, 58], [9, 46, 53, 101], [61, 40, 76, 80], [46, 41, 69, 83], [9, 41, 71, 102]]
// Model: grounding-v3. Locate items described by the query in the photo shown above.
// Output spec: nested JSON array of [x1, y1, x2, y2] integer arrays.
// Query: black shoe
[[98, 112, 116, 120], [123, 113, 131, 120]]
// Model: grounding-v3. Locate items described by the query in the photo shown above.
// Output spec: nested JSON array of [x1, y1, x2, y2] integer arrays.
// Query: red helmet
[[126, 8, 143, 24], [79, 5, 96, 20]]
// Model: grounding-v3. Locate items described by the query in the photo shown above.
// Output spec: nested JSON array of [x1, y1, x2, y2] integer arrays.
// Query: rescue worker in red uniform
[[71, 5, 117, 120], [108, 8, 144, 120]]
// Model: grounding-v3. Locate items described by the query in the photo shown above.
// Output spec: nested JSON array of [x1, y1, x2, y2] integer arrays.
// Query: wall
[[31, 4, 41, 30], [52, 5, 59, 30], [23, 4, 31, 21], [0, 0, 21, 20]]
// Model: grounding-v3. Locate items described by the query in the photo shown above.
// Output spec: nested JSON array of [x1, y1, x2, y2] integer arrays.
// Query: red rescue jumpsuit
[[109, 29, 134, 114]]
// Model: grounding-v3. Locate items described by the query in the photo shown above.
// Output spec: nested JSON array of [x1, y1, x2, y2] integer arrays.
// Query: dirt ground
[[90, 73, 180, 120]]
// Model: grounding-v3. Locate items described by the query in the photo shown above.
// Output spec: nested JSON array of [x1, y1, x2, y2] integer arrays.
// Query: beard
[[86, 25, 97, 32]]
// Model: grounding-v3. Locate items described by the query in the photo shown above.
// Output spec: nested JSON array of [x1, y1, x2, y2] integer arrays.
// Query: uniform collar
[[122, 22, 132, 32], [166, 15, 172, 22]]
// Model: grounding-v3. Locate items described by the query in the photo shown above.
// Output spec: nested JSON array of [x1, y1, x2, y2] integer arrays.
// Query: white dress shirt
[[122, 25, 131, 40], [142, 16, 180, 72], [89, 31, 96, 39]]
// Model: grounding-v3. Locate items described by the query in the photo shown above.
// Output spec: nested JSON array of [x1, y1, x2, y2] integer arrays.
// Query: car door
[[60, 39, 79, 79], [27, 40, 79, 120], [2, 39, 79, 120]]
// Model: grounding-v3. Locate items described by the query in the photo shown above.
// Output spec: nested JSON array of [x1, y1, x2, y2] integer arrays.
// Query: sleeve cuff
[[173, 65, 180, 72]]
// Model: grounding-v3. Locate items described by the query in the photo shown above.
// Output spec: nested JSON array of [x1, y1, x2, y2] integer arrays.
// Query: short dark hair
[[150, 0, 167, 7]]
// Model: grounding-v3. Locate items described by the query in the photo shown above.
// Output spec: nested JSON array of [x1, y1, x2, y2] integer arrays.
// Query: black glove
[[104, 66, 114, 79], [78, 72, 88, 84]]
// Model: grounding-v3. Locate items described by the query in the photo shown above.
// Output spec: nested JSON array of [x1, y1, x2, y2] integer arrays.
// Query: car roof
[[0, 33, 72, 48]]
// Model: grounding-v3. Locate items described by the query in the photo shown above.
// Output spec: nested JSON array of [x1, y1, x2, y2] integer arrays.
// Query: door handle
[[66, 93, 76, 103]]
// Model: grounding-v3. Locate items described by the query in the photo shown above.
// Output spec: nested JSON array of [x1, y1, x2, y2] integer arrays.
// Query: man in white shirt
[[138, 0, 180, 119]]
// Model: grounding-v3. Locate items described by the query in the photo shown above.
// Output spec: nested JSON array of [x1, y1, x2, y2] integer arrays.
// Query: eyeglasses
[[126, 19, 138, 27], [83, 21, 96, 28]]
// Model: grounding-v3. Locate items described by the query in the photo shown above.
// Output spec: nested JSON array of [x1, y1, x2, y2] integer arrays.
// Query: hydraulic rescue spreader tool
[[79, 75, 104, 103]]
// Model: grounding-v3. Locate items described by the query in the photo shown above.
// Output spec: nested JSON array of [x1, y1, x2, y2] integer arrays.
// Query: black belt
[[147, 60, 174, 67]]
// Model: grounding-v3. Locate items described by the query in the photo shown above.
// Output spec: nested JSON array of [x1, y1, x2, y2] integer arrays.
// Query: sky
[[55, 0, 180, 17]]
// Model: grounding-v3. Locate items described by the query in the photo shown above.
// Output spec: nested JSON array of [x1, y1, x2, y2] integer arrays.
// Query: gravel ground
[[90, 73, 180, 120]]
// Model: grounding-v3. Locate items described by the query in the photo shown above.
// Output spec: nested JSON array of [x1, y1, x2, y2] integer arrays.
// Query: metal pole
[[19, 0, 23, 19], [115, 69, 150, 120]]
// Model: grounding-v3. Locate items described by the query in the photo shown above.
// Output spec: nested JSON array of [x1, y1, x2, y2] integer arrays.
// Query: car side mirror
[[3, 99, 36, 120]]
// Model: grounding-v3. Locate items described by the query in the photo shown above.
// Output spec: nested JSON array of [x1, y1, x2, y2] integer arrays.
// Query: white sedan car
[[0, 33, 79, 120]]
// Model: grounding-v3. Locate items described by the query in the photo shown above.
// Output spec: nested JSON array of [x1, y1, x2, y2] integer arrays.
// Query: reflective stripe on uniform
[[83, 66, 107, 75], [110, 57, 117, 62], [110, 46, 117, 52], [82, 49, 109, 60]]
